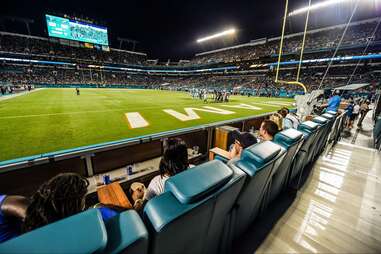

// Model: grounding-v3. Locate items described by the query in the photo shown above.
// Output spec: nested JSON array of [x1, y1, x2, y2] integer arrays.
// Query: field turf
[[0, 88, 294, 162]]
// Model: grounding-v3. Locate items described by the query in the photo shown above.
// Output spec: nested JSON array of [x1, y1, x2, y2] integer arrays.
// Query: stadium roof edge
[[195, 39, 267, 57], [335, 83, 371, 91], [195, 17, 380, 57], [0, 31, 147, 56]]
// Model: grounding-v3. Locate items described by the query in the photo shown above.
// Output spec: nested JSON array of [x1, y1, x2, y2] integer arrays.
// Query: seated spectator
[[279, 108, 300, 129], [270, 112, 284, 131], [0, 195, 30, 243], [23, 173, 126, 233], [228, 130, 257, 160], [259, 120, 279, 141], [145, 138, 190, 201]]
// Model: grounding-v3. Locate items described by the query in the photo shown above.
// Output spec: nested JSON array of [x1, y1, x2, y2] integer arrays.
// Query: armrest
[[209, 147, 231, 161]]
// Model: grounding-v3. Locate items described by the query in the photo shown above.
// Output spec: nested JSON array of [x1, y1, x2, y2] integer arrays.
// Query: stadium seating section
[[1, 18, 380, 94], [0, 111, 347, 254]]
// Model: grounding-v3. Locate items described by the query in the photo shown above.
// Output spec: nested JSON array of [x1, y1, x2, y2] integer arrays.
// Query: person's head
[[23, 173, 89, 232], [269, 113, 283, 130], [279, 108, 289, 118], [159, 138, 189, 177], [0, 195, 30, 221], [232, 130, 257, 151], [260, 120, 279, 141]]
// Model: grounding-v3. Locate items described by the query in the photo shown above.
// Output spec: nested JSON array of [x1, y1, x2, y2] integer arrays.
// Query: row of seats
[[0, 111, 343, 254]]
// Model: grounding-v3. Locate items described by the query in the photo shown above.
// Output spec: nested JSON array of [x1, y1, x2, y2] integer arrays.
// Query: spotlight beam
[[197, 28, 236, 43]]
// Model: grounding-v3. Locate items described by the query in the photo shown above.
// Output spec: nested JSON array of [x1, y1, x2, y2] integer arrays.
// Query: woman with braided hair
[[23, 173, 123, 233], [23, 173, 89, 232]]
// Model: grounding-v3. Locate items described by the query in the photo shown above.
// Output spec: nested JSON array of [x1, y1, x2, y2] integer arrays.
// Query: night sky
[[1, 0, 377, 60]]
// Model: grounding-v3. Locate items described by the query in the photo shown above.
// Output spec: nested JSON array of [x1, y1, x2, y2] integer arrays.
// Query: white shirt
[[145, 175, 169, 201], [284, 114, 300, 129], [353, 105, 360, 114]]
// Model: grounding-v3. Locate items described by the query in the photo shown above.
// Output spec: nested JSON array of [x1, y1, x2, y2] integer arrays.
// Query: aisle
[[256, 142, 381, 253]]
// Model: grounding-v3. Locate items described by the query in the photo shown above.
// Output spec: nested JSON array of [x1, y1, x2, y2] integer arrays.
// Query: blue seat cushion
[[326, 110, 338, 115], [321, 113, 335, 120], [165, 160, 233, 204], [312, 116, 329, 125], [274, 129, 303, 148], [298, 121, 319, 133], [104, 210, 148, 254], [0, 209, 107, 254], [240, 141, 281, 167]]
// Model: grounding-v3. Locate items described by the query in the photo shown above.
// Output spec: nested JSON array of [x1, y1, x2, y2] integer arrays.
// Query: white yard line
[[0, 88, 44, 102], [125, 112, 150, 128]]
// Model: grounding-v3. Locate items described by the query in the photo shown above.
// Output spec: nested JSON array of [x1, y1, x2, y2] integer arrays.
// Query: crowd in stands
[[0, 33, 146, 65], [193, 19, 381, 64], [1, 18, 380, 96], [0, 63, 378, 97]]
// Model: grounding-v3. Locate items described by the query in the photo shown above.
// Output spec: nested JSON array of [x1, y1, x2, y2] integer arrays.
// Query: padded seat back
[[230, 141, 285, 237], [269, 129, 304, 203], [144, 160, 246, 254], [0, 209, 107, 254], [312, 116, 330, 158], [290, 121, 320, 184], [323, 113, 340, 145], [104, 210, 148, 254]]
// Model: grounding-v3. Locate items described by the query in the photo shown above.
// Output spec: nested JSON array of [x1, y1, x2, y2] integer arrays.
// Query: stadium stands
[[1, 18, 380, 95]]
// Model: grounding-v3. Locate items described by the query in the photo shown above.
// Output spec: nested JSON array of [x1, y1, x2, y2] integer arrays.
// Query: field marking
[[163, 106, 235, 121], [261, 101, 294, 106], [251, 102, 289, 108], [222, 103, 262, 110], [125, 112, 149, 128], [0, 101, 289, 120], [163, 108, 201, 121], [0, 89, 44, 102]]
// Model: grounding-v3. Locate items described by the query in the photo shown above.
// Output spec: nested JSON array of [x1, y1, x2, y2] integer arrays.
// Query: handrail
[[0, 112, 275, 172]]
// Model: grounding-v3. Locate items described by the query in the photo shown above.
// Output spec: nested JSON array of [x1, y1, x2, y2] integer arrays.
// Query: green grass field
[[0, 88, 294, 162]]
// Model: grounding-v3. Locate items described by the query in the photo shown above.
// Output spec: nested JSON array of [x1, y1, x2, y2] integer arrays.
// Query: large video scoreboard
[[46, 14, 109, 46]]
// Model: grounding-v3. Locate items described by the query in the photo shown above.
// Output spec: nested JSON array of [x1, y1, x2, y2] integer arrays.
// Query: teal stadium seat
[[143, 160, 246, 254], [312, 116, 330, 158], [290, 121, 320, 187], [326, 110, 338, 116], [269, 128, 304, 203], [230, 141, 286, 237], [103, 210, 148, 254], [0, 209, 107, 254], [321, 112, 339, 145]]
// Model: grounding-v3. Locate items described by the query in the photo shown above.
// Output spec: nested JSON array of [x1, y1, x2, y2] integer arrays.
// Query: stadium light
[[288, 0, 379, 16], [197, 28, 236, 43]]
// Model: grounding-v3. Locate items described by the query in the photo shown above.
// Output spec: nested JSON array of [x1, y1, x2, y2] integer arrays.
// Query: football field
[[0, 88, 294, 162]]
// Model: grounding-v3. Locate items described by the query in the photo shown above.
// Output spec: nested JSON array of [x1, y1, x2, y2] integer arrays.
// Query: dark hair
[[159, 138, 189, 177], [262, 120, 279, 138], [232, 131, 257, 149], [279, 108, 288, 118], [23, 173, 89, 232]]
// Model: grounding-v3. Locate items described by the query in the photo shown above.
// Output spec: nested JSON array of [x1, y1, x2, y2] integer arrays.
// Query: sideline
[[0, 88, 44, 102]]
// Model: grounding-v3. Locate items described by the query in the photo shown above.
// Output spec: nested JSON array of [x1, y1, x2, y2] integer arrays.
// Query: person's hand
[[133, 199, 144, 210]]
